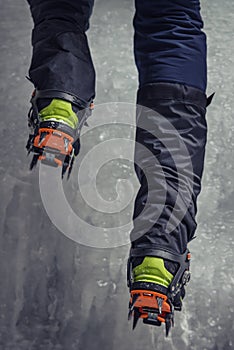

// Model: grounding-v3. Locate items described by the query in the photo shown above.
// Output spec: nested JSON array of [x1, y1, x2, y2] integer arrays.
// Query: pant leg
[[133, 0, 207, 92], [131, 0, 208, 255], [27, 0, 95, 103]]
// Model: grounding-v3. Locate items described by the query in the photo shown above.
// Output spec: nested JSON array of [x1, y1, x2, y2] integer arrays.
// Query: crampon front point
[[128, 289, 174, 337]]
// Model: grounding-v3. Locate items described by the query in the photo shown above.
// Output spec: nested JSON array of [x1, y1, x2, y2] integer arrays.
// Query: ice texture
[[0, 0, 233, 349]]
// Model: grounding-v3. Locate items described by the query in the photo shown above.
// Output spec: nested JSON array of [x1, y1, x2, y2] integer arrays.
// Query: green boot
[[39, 99, 78, 129], [133, 257, 174, 288]]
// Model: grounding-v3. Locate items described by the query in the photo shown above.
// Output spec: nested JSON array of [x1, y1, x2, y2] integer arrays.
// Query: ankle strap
[[31, 89, 92, 110]]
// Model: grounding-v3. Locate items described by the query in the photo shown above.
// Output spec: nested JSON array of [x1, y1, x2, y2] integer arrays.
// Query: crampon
[[127, 248, 191, 336], [26, 121, 79, 179], [26, 89, 94, 178], [128, 289, 174, 336]]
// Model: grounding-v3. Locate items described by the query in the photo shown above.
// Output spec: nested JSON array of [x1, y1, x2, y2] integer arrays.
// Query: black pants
[[27, 0, 208, 256]]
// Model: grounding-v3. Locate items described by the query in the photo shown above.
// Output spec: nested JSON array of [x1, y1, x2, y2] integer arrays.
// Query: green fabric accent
[[39, 99, 78, 129], [133, 257, 173, 288]]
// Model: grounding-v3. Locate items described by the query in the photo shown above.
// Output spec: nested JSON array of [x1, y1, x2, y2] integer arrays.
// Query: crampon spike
[[165, 316, 173, 337], [62, 155, 70, 179], [62, 164, 68, 179], [67, 156, 75, 180], [30, 154, 39, 170], [128, 293, 139, 321], [132, 308, 141, 330], [156, 297, 163, 315], [131, 293, 139, 309], [128, 309, 133, 321]]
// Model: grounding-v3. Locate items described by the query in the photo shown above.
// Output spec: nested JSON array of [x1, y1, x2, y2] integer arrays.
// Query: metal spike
[[64, 138, 69, 153], [26, 135, 34, 152], [132, 308, 141, 330], [62, 166, 68, 179], [128, 308, 133, 321], [38, 132, 47, 146], [130, 294, 139, 309], [67, 157, 75, 180], [61, 155, 71, 179], [62, 162, 69, 179], [165, 314, 174, 337], [165, 318, 171, 337], [30, 154, 39, 170], [128, 293, 139, 322], [157, 297, 163, 315]]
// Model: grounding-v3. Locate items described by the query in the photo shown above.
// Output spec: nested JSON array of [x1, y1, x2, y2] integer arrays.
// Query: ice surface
[[0, 0, 234, 349]]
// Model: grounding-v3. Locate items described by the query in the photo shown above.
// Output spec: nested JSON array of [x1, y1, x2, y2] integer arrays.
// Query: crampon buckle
[[128, 289, 174, 336]]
